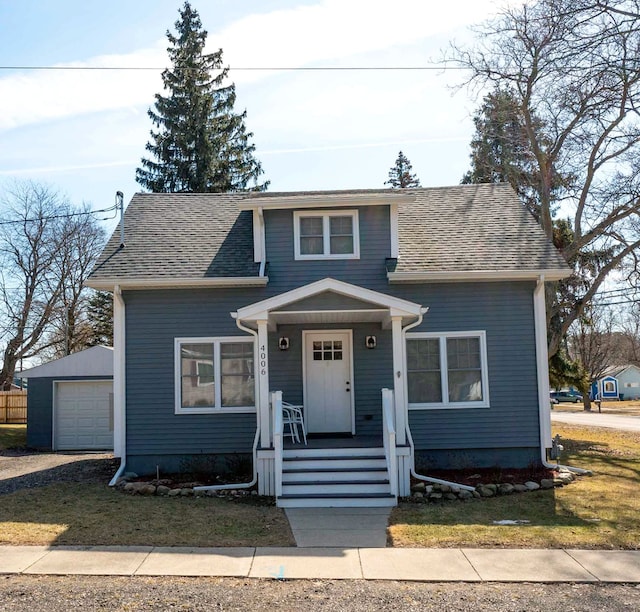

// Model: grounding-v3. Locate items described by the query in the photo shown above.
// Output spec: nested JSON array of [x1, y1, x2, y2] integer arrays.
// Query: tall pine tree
[[385, 151, 421, 188], [136, 2, 268, 193]]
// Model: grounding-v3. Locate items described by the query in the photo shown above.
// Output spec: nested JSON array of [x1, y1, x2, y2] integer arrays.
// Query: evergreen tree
[[461, 87, 561, 221], [86, 291, 113, 347], [385, 151, 421, 188], [136, 2, 268, 193]]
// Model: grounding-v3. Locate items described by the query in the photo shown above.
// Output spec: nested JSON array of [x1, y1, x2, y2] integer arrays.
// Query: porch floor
[[283, 434, 383, 450]]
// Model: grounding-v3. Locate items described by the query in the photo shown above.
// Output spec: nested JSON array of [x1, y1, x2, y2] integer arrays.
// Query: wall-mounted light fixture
[[365, 335, 377, 349], [278, 337, 290, 351]]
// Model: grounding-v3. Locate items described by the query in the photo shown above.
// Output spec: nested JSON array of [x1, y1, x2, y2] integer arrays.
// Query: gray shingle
[[88, 184, 567, 282], [393, 183, 567, 273]]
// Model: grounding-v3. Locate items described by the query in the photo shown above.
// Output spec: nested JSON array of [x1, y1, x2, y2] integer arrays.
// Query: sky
[[0, 0, 508, 231]]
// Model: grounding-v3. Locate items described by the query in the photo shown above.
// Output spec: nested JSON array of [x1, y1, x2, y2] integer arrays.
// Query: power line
[[0, 204, 119, 226], [0, 64, 464, 72]]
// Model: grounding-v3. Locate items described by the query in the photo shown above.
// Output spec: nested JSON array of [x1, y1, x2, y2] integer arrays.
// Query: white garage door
[[55, 381, 114, 450]]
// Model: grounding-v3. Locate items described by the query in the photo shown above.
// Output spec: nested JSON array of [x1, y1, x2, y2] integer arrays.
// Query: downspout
[[194, 316, 260, 492], [109, 284, 127, 486], [535, 276, 590, 475], [402, 308, 476, 493]]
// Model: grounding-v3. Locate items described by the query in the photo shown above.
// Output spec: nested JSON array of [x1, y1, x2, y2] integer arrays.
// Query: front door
[[304, 331, 353, 434]]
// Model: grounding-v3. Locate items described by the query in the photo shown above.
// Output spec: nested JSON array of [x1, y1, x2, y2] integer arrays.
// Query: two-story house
[[87, 184, 569, 507]]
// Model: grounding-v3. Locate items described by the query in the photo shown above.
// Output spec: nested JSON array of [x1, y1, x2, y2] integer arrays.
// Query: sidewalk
[[1, 545, 639, 582]]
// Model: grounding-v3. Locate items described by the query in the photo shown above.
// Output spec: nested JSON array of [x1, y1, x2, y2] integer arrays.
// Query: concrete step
[[277, 493, 396, 508]]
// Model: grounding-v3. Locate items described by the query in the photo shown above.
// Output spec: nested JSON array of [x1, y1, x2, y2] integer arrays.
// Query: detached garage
[[20, 346, 114, 451]]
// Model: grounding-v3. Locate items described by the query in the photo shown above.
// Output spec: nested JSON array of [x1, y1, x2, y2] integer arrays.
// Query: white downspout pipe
[[195, 316, 260, 492], [109, 284, 127, 486], [401, 309, 476, 493], [535, 276, 590, 475]]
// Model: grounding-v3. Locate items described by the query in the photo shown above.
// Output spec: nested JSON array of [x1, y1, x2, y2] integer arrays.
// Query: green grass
[[0, 424, 26, 450], [389, 423, 640, 549], [0, 483, 295, 547]]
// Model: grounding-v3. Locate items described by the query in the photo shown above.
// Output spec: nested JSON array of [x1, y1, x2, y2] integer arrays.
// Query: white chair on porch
[[282, 401, 307, 445]]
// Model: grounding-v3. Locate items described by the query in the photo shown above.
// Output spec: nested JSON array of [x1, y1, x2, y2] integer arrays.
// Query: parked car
[[550, 391, 583, 403]]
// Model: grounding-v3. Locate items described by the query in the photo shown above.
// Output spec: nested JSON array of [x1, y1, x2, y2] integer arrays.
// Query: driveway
[[0, 451, 117, 496], [551, 410, 640, 432]]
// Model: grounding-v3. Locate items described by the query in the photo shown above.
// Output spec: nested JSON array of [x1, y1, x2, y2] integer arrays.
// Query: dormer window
[[294, 210, 360, 260]]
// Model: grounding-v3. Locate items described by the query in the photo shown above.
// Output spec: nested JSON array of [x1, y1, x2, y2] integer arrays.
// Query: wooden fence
[[0, 390, 27, 424]]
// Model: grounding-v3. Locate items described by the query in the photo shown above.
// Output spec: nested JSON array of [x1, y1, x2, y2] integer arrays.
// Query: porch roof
[[232, 278, 426, 331]]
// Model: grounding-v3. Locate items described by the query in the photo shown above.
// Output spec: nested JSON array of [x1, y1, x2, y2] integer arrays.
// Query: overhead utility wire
[[0, 64, 464, 72], [0, 204, 119, 226]]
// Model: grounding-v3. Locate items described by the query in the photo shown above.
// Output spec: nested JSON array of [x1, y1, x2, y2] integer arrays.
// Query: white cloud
[[0, 1, 502, 131]]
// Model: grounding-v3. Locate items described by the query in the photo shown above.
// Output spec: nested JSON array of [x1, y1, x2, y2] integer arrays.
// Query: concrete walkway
[[1, 545, 639, 582], [285, 507, 391, 548]]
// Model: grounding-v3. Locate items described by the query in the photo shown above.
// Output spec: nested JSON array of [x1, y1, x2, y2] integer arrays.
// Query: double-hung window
[[175, 337, 255, 414], [294, 210, 360, 259], [406, 331, 489, 409]]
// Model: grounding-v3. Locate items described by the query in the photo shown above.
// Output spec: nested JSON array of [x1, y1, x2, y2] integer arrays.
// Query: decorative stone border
[[405, 466, 589, 503]]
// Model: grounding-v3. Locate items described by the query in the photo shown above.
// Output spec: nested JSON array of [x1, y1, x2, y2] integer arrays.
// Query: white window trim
[[174, 336, 256, 414], [293, 209, 360, 260], [406, 330, 490, 410]]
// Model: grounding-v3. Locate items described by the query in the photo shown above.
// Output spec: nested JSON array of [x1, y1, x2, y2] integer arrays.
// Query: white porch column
[[113, 286, 126, 458], [391, 315, 406, 445], [257, 319, 271, 448]]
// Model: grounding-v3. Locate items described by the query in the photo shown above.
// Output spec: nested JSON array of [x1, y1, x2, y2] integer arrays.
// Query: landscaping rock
[[429, 492, 442, 501], [180, 488, 194, 496], [411, 482, 426, 493], [458, 489, 473, 500], [477, 485, 495, 498], [514, 484, 529, 493], [167, 488, 181, 497], [413, 491, 424, 499], [156, 485, 171, 496], [498, 483, 515, 495], [524, 481, 540, 491], [540, 479, 555, 489], [140, 484, 157, 495]]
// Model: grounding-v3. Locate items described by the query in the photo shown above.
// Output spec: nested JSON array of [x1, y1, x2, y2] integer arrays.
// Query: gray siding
[[264, 206, 391, 293], [26, 376, 112, 450], [397, 282, 540, 454], [125, 289, 265, 468]]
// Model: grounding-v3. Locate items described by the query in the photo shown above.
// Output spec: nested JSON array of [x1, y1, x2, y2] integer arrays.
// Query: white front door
[[303, 331, 353, 434]]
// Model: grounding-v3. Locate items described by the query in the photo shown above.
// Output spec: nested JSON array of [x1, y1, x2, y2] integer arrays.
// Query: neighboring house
[[591, 375, 619, 401], [594, 365, 640, 401], [19, 346, 114, 451], [87, 184, 569, 507]]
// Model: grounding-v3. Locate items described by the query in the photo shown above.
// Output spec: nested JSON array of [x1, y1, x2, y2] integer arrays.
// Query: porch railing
[[381, 388, 398, 497], [271, 390, 284, 498]]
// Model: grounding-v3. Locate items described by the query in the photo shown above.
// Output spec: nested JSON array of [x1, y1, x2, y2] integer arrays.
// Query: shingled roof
[[391, 183, 568, 276], [87, 184, 568, 288]]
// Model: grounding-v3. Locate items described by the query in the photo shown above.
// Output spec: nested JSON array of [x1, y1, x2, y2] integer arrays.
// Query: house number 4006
[[260, 345, 267, 375]]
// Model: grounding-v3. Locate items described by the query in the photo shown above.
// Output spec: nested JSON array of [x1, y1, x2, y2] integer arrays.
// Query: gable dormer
[[240, 190, 417, 267]]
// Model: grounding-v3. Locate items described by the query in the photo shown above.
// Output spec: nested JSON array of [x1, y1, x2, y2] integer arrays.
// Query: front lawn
[[389, 423, 640, 549], [0, 424, 26, 450], [0, 483, 295, 547]]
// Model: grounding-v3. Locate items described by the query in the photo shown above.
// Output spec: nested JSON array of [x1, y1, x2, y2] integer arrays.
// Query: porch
[[231, 278, 426, 507], [253, 389, 411, 507]]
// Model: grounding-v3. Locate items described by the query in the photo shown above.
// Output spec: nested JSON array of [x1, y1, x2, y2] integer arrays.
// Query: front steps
[[278, 446, 396, 508]]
